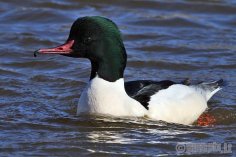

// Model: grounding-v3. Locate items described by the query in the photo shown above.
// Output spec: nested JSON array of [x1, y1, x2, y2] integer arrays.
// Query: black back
[[125, 79, 190, 109]]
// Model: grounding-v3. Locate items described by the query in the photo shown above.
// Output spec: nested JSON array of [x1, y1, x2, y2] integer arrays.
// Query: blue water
[[0, 0, 235, 156]]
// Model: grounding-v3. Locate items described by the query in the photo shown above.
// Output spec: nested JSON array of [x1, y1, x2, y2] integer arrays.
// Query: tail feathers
[[201, 79, 224, 89], [192, 79, 224, 101]]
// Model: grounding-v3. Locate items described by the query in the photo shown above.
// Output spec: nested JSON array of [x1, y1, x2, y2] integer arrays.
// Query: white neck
[[77, 76, 147, 117]]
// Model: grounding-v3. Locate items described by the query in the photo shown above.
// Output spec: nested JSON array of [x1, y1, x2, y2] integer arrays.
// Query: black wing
[[125, 79, 190, 109]]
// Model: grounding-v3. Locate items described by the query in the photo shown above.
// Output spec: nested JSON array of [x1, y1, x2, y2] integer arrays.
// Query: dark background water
[[0, 0, 235, 156]]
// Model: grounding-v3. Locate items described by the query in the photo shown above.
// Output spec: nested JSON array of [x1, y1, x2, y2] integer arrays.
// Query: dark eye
[[83, 37, 93, 44]]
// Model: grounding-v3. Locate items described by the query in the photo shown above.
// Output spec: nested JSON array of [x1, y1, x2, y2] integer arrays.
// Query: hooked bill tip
[[34, 50, 39, 57]]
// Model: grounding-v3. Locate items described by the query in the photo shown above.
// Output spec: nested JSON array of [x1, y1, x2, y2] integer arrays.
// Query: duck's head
[[35, 16, 127, 82]]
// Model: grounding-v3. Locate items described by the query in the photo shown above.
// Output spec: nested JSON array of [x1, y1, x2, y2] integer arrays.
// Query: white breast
[[77, 76, 147, 117]]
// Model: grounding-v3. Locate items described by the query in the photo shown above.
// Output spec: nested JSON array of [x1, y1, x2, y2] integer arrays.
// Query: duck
[[34, 16, 223, 125]]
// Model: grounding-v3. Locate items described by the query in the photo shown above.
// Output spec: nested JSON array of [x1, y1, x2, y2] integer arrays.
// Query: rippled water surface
[[0, 0, 236, 156]]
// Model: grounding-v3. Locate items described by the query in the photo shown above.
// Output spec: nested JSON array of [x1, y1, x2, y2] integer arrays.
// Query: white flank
[[77, 76, 147, 117], [148, 84, 208, 125]]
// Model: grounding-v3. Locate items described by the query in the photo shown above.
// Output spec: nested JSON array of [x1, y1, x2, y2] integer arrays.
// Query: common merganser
[[34, 16, 223, 125]]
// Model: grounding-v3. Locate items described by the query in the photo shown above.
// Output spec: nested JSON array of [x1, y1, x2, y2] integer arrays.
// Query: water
[[0, 0, 236, 156]]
